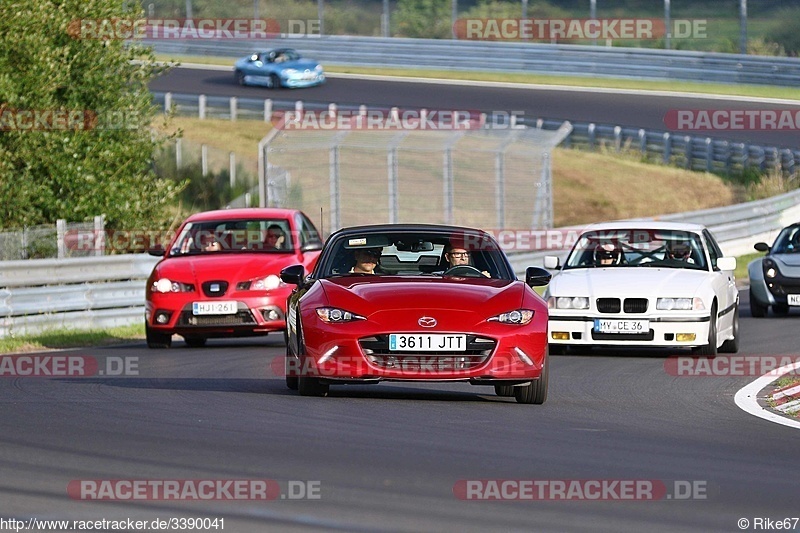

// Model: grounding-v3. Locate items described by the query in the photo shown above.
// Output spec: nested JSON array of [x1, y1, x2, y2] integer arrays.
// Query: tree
[[0, 0, 182, 231]]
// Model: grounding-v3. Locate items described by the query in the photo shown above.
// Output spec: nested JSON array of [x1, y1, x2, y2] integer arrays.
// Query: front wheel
[[183, 336, 207, 348], [749, 288, 767, 318], [268, 74, 281, 89], [298, 375, 329, 397], [693, 305, 717, 356], [494, 385, 514, 397], [719, 305, 739, 353], [514, 349, 548, 405], [146, 324, 171, 349], [235, 70, 246, 86]]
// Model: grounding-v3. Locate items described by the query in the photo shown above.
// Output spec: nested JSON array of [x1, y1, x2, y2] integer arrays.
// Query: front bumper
[[282, 73, 325, 88], [548, 314, 711, 348]]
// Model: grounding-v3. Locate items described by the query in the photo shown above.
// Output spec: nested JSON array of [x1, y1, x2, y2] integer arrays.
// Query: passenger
[[351, 247, 382, 274]]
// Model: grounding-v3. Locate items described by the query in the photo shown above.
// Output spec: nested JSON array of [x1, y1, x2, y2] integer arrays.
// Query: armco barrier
[[2, 188, 800, 339], [144, 36, 800, 87], [151, 92, 800, 177]]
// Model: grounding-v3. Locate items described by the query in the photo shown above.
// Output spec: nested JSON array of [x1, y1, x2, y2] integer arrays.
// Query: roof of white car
[[579, 220, 707, 233]]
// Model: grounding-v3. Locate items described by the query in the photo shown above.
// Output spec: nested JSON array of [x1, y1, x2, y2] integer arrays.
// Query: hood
[[773, 253, 800, 275], [549, 267, 709, 298], [154, 254, 298, 284], [281, 59, 320, 70], [318, 276, 526, 331]]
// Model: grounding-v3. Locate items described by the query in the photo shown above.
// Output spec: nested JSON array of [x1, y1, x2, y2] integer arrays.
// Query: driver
[[594, 243, 621, 266], [351, 247, 382, 274], [667, 241, 695, 263], [444, 242, 490, 278]]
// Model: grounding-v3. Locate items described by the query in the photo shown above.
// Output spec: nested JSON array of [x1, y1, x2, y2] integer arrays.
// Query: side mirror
[[525, 266, 551, 287], [716, 257, 736, 272], [754, 242, 770, 253], [147, 245, 165, 257], [300, 242, 323, 253], [280, 264, 305, 285], [543, 256, 560, 270]]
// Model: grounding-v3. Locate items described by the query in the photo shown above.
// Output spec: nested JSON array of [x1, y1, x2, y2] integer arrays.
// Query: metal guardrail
[[152, 91, 800, 176], [144, 36, 800, 87], [0, 255, 159, 339], [2, 188, 799, 338]]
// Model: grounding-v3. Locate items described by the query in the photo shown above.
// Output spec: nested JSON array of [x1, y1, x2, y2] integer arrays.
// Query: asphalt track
[[149, 67, 800, 149], [1, 289, 798, 532]]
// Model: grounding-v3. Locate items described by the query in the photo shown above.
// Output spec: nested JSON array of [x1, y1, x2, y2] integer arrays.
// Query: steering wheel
[[442, 265, 485, 278]]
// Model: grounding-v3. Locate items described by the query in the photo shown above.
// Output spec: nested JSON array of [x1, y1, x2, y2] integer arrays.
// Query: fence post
[[229, 152, 236, 187], [613, 126, 622, 152], [639, 128, 647, 155], [230, 96, 237, 121], [705, 137, 713, 172], [164, 92, 172, 114], [21, 226, 28, 260], [684, 135, 692, 169], [175, 138, 182, 169], [56, 219, 66, 259], [388, 148, 398, 224], [199, 94, 207, 120], [588, 123, 596, 149], [94, 215, 105, 256], [443, 148, 454, 225], [201, 144, 208, 176], [264, 99, 272, 122], [662, 132, 671, 164], [495, 152, 505, 230], [330, 143, 340, 232]]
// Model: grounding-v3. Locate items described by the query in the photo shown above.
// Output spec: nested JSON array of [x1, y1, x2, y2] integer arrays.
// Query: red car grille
[[177, 310, 256, 327], [358, 335, 495, 371]]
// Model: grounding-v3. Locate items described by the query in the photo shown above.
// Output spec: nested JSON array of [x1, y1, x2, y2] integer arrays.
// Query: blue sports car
[[748, 222, 800, 317], [234, 48, 325, 89]]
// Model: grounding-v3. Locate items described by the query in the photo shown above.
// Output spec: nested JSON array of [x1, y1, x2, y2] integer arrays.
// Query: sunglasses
[[597, 251, 617, 259], [449, 252, 469, 258]]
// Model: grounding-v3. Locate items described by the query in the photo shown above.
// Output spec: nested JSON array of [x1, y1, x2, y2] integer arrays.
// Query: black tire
[[298, 375, 329, 397], [694, 304, 717, 356], [719, 305, 739, 354], [514, 349, 548, 405], [183, 336, 207, 348], [145, 324, 171, 349], [494, 385, 514, 397], [773, 303, 790, 316], [749, 288, 767, 318], [268, 74, 281, 89], [285, 345, 298, 390], [235, 70, 246, 86], [549, 344, 568, 355]]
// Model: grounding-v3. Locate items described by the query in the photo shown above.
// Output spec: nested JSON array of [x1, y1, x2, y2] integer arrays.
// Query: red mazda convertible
[[279, 224, 552, 404], [145, 208, 323, 348]]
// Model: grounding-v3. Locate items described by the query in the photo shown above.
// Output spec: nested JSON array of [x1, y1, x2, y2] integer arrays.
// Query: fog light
[[551, 332, 570, 340], [155, 311, 171, 324], [261, 307, 284, 322], [676, 333, 696, 342]]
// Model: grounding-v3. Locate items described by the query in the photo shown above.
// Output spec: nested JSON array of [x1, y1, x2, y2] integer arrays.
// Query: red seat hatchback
[[145, 208, 323, 348]]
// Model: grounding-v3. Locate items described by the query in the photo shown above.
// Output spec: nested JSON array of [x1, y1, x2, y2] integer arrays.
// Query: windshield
[[771, 225, 800, 254], [315, 230, 514, 280], [563, 229, 707, 270], [169, 219, 292, 256]]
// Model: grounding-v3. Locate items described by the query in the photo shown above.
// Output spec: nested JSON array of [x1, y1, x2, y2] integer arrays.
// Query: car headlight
[[315, 64, 323, 72], [547, 296, 589, 310], [237, 275, 283, 291], [488, 309, 535, 325], [316, 307, 366, 323], [764, 259, 778, 279], [656, 297, 705, 311], [152, 278, 194, 293]]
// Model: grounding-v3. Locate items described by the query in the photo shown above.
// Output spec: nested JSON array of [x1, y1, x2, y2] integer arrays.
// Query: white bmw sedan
[[543, 222, 739, 355]]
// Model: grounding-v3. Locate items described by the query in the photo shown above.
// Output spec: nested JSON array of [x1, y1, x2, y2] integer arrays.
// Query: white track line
[[734, 360, 800, 430]]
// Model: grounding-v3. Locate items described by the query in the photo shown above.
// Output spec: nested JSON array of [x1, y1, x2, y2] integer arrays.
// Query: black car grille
[[358, 335, 496, 371], [596, 298, 621, 313], [591, 330, 655, 341], [202, 280, 229, 298], [177, 310, 256, 327], [596, 298, 648, 313], [623, 298, 648, 313]]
